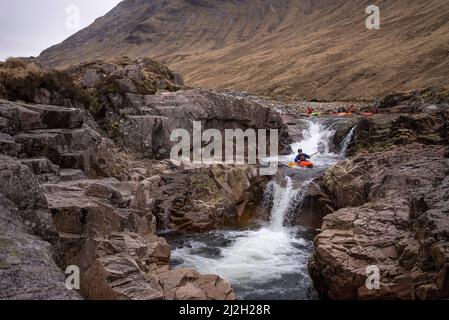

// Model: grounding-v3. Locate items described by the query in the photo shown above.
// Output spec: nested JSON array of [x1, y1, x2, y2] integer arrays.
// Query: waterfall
[[340, 126, 356, 156], [171, 118, 344, 299], [267, 177, 310, 231], [291, 121, 334, 156], [268, 178, 298, 231]]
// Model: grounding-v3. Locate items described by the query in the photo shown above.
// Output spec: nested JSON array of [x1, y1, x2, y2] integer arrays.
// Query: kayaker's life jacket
[[295, 153, 311, 162]]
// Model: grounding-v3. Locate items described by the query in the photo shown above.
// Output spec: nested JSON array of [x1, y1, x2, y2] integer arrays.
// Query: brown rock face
[[0, 159, 81, 300], [153, 165, 267, 232], [1, 57, 284, 299], [158, 269, 235, 300], [115, 89, 289, 159], [0, 99, 101, 176], [307, 93, 449, 300], [42, 175, 235, 300]]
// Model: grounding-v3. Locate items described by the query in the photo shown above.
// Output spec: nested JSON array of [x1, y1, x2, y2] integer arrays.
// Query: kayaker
[[348, 105, 357, 113], [295, 149, 311, 163]]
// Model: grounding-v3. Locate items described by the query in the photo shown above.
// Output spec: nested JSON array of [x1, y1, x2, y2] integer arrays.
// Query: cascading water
[[291, 121, 334, 156], [340, 126, 356, 156], [268, 177, 301, 231], [170, 177, 314, 299], [169, 119, 352, 299]]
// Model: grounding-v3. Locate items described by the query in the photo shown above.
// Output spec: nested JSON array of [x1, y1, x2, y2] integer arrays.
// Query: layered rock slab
[[308, 144, 449, 299]]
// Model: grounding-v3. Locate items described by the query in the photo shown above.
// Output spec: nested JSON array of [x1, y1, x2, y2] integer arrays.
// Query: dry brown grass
[[38, 0, 449, 100]]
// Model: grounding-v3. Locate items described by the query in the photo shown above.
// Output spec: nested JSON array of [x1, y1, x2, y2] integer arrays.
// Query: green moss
[[133, 79, 157, 95], [0, 259, 9, 269], [8, 247, 20, 257], [418, 133, 444, 144], [0, 237, 12, 251], [107, 117, 123, 139]]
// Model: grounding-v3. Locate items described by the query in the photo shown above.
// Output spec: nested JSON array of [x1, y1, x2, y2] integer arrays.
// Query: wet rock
[[0, 100, 84, 131], [296, 181, 334, 229], [15, 126, 102, 173], [58, 169, 87, 182], [190, 247, 222, 258], [82, 254, 164, 300], [153, 165, 266, 232], [0, 155, 47, 210], [116, 89, 289, 159], [157, 269, 235, 300], [0, 59, 249, 301], [309, 144, 449, 300], [0, 133, 19, 157], [20, 158, 59, 176], [0, 195, 81, 300]]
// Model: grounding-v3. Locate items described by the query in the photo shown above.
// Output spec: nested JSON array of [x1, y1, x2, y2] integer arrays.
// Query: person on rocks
[[348, 105, 357, 113], [295, 149, 311, 163]]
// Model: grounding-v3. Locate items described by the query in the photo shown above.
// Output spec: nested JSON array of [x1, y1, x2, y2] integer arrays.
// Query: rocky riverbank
[[0, 58, 285, 300], [1, 57, 448, 301], [307, 88, 449, 299]]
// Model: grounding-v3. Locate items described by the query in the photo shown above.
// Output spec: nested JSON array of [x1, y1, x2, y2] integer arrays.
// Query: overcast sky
[[0, 0, 123, 61]]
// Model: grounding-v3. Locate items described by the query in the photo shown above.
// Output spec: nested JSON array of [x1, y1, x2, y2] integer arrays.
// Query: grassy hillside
[[38, 0, 449, 100]]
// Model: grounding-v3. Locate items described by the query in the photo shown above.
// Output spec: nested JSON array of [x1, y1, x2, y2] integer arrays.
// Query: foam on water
[[261, 120, 341, 168], [171, 119, 354, 299], [172, 177, 309, 285]]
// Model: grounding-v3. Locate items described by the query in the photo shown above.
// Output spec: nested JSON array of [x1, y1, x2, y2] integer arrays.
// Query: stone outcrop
[[0, 58, 285, 300], [157, 268, 235, 300], [309, 145, 449, 299], [0, 156, 81, 300], [114, 89, 290, 159], [152, 165, 267, 232], [0, 102, 238, 300], [0, 100, 101, 175], [41, 169, 235, 300], [307, 94, 449, 300]]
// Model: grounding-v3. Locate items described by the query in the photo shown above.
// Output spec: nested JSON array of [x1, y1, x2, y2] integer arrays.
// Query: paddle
[[288, 152, 320, 167]]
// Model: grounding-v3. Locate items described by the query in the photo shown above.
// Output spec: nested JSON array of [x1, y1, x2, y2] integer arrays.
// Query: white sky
[[0, 0, 123, 61]]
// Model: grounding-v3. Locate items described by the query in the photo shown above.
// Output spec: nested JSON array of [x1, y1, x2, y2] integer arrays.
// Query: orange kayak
[[299, 161, 314, 168], [289, 161, 314, 168]]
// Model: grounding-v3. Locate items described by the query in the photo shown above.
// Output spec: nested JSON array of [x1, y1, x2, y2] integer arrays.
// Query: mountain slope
[[38, 0, 449, 100]]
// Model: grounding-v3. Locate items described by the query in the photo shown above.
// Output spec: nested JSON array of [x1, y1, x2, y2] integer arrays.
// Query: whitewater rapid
[[170, 120, 353, 299]]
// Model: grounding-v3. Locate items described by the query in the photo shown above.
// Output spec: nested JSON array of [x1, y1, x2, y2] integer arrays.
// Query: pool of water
[[167, 119, 354, 300]]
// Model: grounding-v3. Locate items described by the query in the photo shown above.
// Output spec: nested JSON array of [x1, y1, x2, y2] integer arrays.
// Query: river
[[169, 118, 355, 300]]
